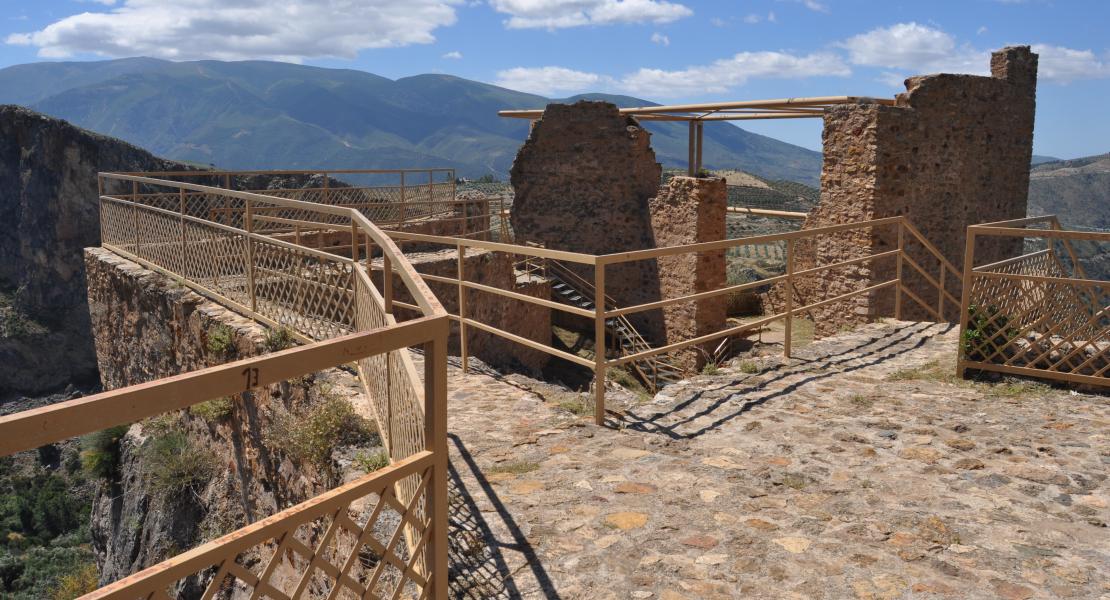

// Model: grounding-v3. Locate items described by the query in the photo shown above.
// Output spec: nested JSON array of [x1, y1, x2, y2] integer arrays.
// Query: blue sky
[[3, 0, 1109, 158]]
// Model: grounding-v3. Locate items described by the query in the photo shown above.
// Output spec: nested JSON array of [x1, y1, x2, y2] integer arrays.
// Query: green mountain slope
[[0, 58, 822, 185]]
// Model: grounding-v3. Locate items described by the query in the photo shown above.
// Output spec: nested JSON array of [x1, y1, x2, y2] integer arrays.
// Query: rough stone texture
[[793, 47, 1037, 334], [508, 102, 726, 365], [0, 105, 191, 397], [85, 248, 366, 589], [509, 101, 665, 339], [376, 248, 551, 374], [648, 176, 728, 368], [441, 321, 1109, 598]]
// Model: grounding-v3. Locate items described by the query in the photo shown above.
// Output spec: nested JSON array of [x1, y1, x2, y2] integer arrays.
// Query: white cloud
[[494, 66, 611, 96], [650, 32, 669, 46], [620, 50, 850, 97], [5, 0, 459, 61], [976, 25, 988, 35], [490, 0, 692, 29], [837, 22, 988, 79], [710, 16, 728, 27], [778, 0, 829, 13], [1031, 44, 1110, 83], [743, 13, 761, 24], [442, 50, 463, 59], [767, 11, 777, 23]]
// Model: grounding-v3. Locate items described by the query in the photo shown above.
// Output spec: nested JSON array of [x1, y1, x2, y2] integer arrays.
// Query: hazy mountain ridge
[[0, 58, 823, 185]]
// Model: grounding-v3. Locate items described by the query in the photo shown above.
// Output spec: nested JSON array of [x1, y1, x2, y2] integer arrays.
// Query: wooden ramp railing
[[958, 215, 1108, 387], [0, 173, 453, 599]]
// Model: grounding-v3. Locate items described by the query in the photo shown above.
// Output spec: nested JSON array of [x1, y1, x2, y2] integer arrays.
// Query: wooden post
[[687, 121, 696, 176], [594, 263, 607, 426], [323, 173, 330, 204], [784, 240, 794, 359], [956, 228, 977, 379], [695, 121, 704, 174], [131, 181, 139, 252], [422, 322, 449, 600], [383, 255, 393, 314], [223, 173, 231, 191], [179, 187, 187, 276], [428, 170, 435, 208], [245, 198, 257, 311], [457, 243, 468, 373], [895, 222, 905, 320], [350, 221, 359, 262], [499, 195, 507, 241], [938, 264, 946, 320], [399, 172, 407, 225]]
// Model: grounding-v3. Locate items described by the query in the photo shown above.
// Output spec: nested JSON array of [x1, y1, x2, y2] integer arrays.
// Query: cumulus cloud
[[1032, 44, 1110, 83], [494, 66, 611, 96], [837, 22, 988, 80], [650, 32, 669, 46], [490, 0, 692, 29], [442, 50, 463, 59], [5, 0, 459, 61], [620, 50, 850, 97]]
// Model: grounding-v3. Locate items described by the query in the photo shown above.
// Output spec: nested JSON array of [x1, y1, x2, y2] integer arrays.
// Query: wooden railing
[[0, 173, 454, 598], [382, 216, 959, 425], [958, 215, 1108, 387]]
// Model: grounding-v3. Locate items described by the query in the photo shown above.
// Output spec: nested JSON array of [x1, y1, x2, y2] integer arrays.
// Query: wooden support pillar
[[695, 121, 704, 174], [323, 173, 330, 204], [245, 198, 257, 312], [179, 187, 187, 276], [399, 171, 407, 225], [383, 255, 393, 314], [457, 243, 468, 373], [784, 240, 794, 359], [938, 264, 946, 320], [593, 263, 607, 426], [895, 222, 905, 320], [956, 230, 977, 379], [422, 320, 449, 600], [687, 121, 696, 176]]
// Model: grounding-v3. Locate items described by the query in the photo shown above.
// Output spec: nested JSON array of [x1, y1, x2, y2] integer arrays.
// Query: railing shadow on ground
[[619, 321, 955, 440], [447, 433, 561, 600]]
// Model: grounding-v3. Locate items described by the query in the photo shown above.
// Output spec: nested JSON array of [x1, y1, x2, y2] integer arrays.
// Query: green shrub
[[0, 546, 95, 600], [738, 361, 760, 374], [49, 562, 98, 600], [701, 362, 720, 376], [206, 324, 237, 360], [79, 425, 130, 480], [267, 395, 375, 476], [189, 397, 233, 423], [961, 304, 1017, 362], [262, 326, 296, 353], [143, 432, 215, 496], [353, 449, 390, 473]]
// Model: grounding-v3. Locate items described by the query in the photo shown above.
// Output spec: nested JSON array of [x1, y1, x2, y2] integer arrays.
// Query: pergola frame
[[499, 95, 896, 176]]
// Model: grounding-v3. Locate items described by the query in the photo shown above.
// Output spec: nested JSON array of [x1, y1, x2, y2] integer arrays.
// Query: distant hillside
[[1028, 153, 1110, 229], [0, 58, 823, 186]]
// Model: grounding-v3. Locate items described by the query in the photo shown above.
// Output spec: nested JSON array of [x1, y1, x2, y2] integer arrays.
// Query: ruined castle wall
[[795, 46, 1037, 334], [376, 249, 551, 374], [648, 176, 728, 369]]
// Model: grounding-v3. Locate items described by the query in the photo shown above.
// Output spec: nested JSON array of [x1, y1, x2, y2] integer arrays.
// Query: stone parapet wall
[[376, 248, 551, 374]]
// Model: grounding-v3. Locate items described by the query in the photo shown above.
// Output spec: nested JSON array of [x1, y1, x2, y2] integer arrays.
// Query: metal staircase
[[542, 259, 686, 392]]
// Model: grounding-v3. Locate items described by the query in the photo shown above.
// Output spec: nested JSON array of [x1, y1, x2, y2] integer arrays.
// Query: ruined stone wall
[[377, 249, 551, 374], [794, 46, 1037, 334], [648, 176, 728, 369]]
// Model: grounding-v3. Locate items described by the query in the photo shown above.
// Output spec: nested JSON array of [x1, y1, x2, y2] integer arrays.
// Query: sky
[[2, 0, 1108, 158]]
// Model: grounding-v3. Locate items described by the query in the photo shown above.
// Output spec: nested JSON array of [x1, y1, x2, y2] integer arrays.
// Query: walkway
[[442, 321, 1110, 599]]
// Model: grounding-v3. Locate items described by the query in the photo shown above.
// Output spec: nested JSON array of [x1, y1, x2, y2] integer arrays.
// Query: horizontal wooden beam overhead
[[498, 95, 896, 121]]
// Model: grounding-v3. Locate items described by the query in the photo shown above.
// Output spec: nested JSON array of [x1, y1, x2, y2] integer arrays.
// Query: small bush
[[738, 361, 760, 374], [80, 425, 130, 480], [701, 362, 720, 376], [49, 562, 98, 600], [262, 326, 295, 353], [143, 431, 215, 496], [190, 397, 233, 423], [206, 324, 237, 360], [961, 304, 1016, 362], [353, 449, 390, 473], [267, 395, 375, 476]]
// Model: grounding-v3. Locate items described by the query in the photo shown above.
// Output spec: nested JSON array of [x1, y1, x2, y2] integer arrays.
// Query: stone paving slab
[[441, 321, 1110, 599]]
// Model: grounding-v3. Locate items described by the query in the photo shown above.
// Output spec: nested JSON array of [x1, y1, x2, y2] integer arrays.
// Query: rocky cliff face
[[0, 105, 190, 398], [84, 249, 377, 590]]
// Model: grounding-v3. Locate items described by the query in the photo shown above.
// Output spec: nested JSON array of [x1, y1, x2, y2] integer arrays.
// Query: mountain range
[[0, 57, 823, 185]]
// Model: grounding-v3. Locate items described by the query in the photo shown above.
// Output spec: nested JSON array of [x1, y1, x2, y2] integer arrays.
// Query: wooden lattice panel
[[966, 250, 1109, 380], [86, 453, 438, 600]]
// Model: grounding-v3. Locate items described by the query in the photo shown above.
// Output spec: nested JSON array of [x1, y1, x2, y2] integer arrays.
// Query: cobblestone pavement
[[440, 321, 1110, 599]]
